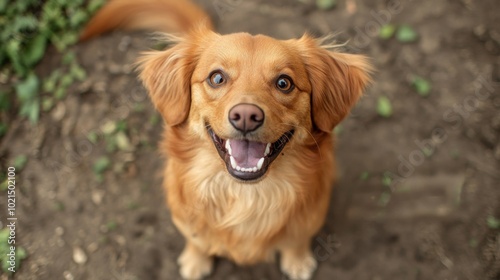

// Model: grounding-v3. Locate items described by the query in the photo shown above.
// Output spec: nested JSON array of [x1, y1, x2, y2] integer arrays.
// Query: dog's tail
[[80, 0, 213, 41]]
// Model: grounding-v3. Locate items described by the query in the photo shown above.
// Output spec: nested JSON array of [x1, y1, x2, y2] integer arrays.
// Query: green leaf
[[487, 215, 500, 229], [360, 171, 370, 180], [396, 25, 418, 43], [106, 221, 118, 231], [316, 0, 336, 10], [149, 114, 160, 126], [377, 96, 392, 118], [87, 131, 98, 144], [19, 97, 40, 123], [0, 0, 7, 12], [0, 122, 7, 137], [16, 73, 40, 123], [0, 91, 10, 111], [13, 154, 28, 170], [379, 24, 396, 39], [412, 76, 431, 97], [116, 120, 128, 132], [382, 172, 392, 187], [54, 86, 66, 100], [60, 73, 74, 88], [87, 0, 106, 13], [70, 63, 86, 81], [15, 73, 39, 102], [22, 33, 47, 67], [93, 156, 110, 174], [69, 9, 88, 28], [62, 51, 76, 65], [42, 97, 54, 111], [0, 179, 8, 191], [6, 40, 26, 76], [16, 247, 27, 260], [105, 135, 117, 153], [378, 191, 391, 207]]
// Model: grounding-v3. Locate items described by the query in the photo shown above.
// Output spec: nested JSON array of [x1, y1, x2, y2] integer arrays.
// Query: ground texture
[[1, 0, 499, 279]]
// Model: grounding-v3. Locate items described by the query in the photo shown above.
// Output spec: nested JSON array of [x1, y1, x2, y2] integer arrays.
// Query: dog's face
[[139, 28, 371, 181]]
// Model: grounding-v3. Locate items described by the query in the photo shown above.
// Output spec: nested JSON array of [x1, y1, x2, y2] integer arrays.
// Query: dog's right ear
[[137, 33, 205, 126]]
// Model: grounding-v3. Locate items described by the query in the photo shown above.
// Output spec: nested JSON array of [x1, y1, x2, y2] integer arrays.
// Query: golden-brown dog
[[83, 1, 372, 279]]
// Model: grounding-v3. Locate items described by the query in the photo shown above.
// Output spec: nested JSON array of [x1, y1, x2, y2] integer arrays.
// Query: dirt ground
[[1, 0, 499, 279]]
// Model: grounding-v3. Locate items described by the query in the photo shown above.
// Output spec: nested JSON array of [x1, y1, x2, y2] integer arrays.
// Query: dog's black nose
[[228, 103, 264, 133]]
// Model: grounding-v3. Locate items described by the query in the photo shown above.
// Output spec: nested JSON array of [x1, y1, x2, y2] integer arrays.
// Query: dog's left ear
[[137, 29, 214, 126], [137, 38, 196, 126], [297, 35, 373, 133]]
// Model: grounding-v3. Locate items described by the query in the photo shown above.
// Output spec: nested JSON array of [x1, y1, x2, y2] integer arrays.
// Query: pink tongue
[[230, 139, 266, 168]]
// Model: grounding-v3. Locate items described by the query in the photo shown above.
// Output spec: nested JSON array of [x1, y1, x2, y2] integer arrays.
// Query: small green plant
[[487, 215, 500, 229], [379, 24, 396, 39], [377, 96, 393, 118], [0, 0, 104, 124], [382, 172, 393, 187], [378, 191, 391, 207], [396, 25, 418, 42], [412, 76, 431, 97], [12, 154, 28, 170], [359, 171, 370, 181], [106, 221, 118, 231], [316, 0, 337, 10], [93, 156, 111, 182], [0, 228, 27, 274]]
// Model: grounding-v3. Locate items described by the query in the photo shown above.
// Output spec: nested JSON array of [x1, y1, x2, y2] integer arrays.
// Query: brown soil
[[1, 0, 499, 279]]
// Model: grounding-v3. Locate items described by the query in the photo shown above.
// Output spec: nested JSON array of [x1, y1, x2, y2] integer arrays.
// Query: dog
[[82, 1, 372, 279]]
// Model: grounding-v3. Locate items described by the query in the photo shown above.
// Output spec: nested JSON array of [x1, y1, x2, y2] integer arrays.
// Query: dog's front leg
[[279, 238, 318, 280], [177, 241, 213, 280]]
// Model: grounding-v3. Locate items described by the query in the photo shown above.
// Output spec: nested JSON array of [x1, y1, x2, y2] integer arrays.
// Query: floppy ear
[[298, 35, 373, 132], [137, 34, 201, 126]]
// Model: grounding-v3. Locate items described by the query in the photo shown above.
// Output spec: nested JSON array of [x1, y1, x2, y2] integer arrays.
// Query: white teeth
[[264, 143, 271, 156], [225, 139, 232, 155], [257, 157, 264, 170], [231, 153, 267, 173], [230, 156, 237, 169], [232, 164, 263, 173], [257, 158, 265, 170]]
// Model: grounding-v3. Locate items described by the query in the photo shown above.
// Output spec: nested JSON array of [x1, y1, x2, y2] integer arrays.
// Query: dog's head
[[139, 28, 372, 181]]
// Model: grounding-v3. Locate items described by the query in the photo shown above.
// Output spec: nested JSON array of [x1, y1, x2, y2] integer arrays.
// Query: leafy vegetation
[[379, 24, 396, 40], [377, 96, 393, 118], [0, 0, 104, 127], [316, 0, 337, 10], [12, 154, 28, 170], [396, 25, 418, 43], [379, 24, 418, 43], [412, 76, 431, 97], [0, 228, 27, 274], [487, 215, 500, 229]]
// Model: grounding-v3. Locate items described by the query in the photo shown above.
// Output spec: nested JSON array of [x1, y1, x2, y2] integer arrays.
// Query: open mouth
[[207, 126, 294, 181]]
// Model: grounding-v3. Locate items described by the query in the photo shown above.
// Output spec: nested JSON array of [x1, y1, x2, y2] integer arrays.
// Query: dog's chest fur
[[167, 148, 313, 263]]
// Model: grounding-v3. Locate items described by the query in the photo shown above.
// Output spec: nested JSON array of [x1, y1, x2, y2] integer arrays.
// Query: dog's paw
[[177, 246, 213, 280], [280, 251, 317, 280]]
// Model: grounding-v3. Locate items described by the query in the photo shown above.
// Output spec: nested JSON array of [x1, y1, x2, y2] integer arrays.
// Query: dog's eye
[[208, 71, 226, 88], [275, 75, 294, 93]]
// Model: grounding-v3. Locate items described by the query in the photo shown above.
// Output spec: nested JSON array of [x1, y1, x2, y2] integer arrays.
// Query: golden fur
[[83, 1, 372, 279]]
